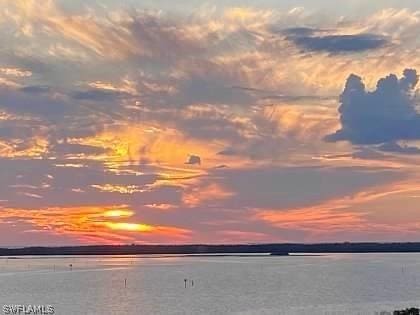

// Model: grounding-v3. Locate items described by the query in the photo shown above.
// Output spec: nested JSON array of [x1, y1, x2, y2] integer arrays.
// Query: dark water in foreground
[[0, 253, 419, 314]]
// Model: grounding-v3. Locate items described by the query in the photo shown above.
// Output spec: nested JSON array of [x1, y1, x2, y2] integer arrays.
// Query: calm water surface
[[0, 253, 419, 314]]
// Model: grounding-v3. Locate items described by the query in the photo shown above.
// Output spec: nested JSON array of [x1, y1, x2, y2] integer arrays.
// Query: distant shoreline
[[2, 243, 420, 256]]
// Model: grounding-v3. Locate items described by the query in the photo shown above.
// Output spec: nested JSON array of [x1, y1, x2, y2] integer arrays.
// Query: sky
[[0, 0, 420, 246]]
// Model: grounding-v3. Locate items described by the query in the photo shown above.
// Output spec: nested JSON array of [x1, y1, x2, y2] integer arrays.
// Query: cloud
[[0, 67, 32, 77], [182, 182, 233, 207], [51, 142, 109, 157], [0, 158, 187, 209], [1, 2, 420, 244], [285, 27, 388, 53], [0, 86, 113, 147], [209, 165, 402, 210], [378, 142, 420, 155], [253, 176, 420, 242], [0, 206, 191, 244], [0, 86, 72, 118], [185, 155, 201, 165], [20, 85, 51, 94], [71, 89, 128, 101], [326, 69, 420, 145], [3, 1, 213, 62]]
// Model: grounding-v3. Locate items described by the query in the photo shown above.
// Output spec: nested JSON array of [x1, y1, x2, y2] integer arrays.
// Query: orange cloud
[[91, 184, 146, 194], [0, 206, 191, 244], [0, 67, 32, 77], [263, 105, 339, 142], [0, 137, 49, 158], [73, 124, 228, 169], [255, 207, 364, 233], [182, 182, 234, 207], [254, 175, 420, 240], [145, 203, 177, 211]]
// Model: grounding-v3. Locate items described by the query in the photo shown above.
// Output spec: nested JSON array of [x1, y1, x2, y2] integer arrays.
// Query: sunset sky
[[0, 0, 420, 246]]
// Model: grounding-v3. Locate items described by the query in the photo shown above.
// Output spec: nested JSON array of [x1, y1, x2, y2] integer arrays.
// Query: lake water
[[0, 253, 419, 314]]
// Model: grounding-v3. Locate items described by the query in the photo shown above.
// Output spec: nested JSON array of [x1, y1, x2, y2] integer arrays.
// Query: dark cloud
[[326, 69, 420, 145], [218, 148, 238, 156], [20, 85, 51, 94], [71, 89, 129, 101], [0, 118, 42, 140], [0, 87, 113, 143], [0, 53, 50, 75], [286, 29, 388, 53], [185, 155, 201, 165], [281, 27, 317, 37], [261, 94, 335, 102], [0, 87, 72, 118], [231, 85, 335, 102]]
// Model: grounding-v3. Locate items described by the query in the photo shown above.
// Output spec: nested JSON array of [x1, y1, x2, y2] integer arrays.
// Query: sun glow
[[0, 206, 191, 243], [103, 209, 134, 218], [75, 125, 224, 167], [104, 222, 155, 232]]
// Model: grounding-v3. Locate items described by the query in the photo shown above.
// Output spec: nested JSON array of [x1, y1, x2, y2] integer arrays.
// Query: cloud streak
[[285, 28, 388, 53]]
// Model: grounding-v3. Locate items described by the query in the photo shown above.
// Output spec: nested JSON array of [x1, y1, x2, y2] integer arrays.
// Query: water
[[0, 253, 419, 314]]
